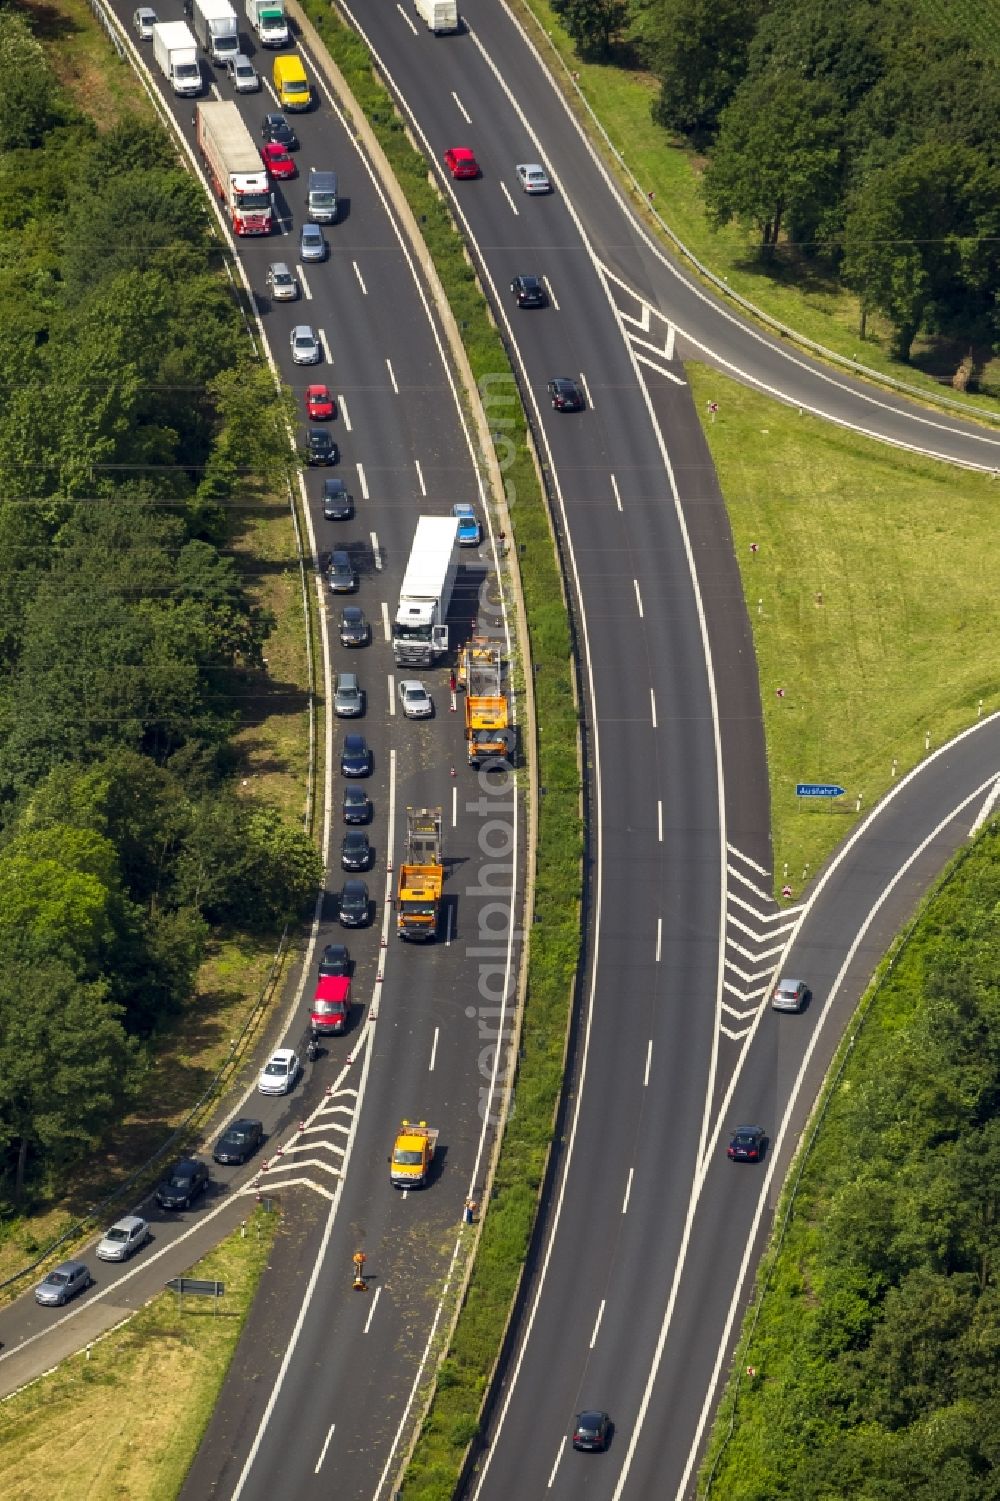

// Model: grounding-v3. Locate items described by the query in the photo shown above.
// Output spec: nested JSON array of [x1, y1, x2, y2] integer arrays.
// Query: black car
[[340, 733, 371, 777], [318, 942, 351, 976], [323, 478, 354, 520], [327, 549, 358, 593], [548, 376, 585, 412], [573, 1410, 611, 1452], [727, 1125, 766, 1162], [262, 112, 298, 149], [155, 1157, 209, 1210], [339, 605, 370, 647], [339, 877, 370, 927], [343, 786, 371, 824], [341, 830, 371, 870], [213, 1118, 264, 1166], [306, 428, 338, 466], [511, 273, 547, 308]]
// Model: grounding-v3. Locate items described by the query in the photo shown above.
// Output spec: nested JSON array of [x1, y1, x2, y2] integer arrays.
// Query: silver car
[[290, 325, 320, 365], [35, 1259, 93, 1306], [334, 672, 363, 717], [398, 680, 433, 718], [226, 53, 260, 92], [96, 1215, 150, 1262], [515, 161, 551, 194], [266, 261, 298, 301], [772, 977, 808, 1013], [300, 222, 326, 262], [133, 6, 157, 37]]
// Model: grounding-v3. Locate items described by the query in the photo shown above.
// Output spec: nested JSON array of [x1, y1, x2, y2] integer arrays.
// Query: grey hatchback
[[35, 1259, 93, 1306], [300, 222, 326, 262]]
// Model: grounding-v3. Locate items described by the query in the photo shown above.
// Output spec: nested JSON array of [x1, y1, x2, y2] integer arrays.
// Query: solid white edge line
[[669, 774, 996, 1499], [496, 0, 1000, 467]]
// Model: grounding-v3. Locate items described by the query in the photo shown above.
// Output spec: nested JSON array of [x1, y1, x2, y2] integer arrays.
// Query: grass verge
[[297, 5, 582, 1494], [0, 1207, 279, 1501], [511, 0, 1000, 406], [698, 819, 1000, 1496], [688, 363, 1000, 887]]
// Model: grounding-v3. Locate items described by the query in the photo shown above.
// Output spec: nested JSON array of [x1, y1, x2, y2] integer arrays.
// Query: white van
[[414, 0, 458, 33]]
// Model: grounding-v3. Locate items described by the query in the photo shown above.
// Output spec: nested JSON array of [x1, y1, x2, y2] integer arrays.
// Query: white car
[[398, 680, 433, 718], [290, 325, 320, 365], [258, 1048, 301, 1095], [226, 53, 260, 92], [133, 6, 157, 38], [266, 261, 298, 302], [96, 1215, 150, 1262], [515, 162, 551, 194]]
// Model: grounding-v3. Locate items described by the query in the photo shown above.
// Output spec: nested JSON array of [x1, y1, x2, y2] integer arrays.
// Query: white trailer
[[195, 101, 273, 236], [245, 0, 288, 47], [152, 21, 201, 95], [191, 0, 239, 65], [414, 0, 459, 33], [393, 516, 459, 667]]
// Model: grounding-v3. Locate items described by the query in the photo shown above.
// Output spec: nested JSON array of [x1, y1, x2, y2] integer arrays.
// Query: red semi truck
[[195, 101, 272, 236]]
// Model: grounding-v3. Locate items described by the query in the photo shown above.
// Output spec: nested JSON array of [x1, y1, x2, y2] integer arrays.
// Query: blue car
[[451, 502, 482, 546]]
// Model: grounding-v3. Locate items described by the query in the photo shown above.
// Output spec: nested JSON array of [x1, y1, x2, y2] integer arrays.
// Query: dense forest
[[0, 12, 320, 1201], [703, 822, 1000, 1498], [551, 0, 1000, 364]]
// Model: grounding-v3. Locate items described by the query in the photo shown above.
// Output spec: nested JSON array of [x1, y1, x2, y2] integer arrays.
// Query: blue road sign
[[796, 783, 845, 798]]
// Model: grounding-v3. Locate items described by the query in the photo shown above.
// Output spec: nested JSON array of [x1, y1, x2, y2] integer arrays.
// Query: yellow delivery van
[[273, 53, 310, 111]]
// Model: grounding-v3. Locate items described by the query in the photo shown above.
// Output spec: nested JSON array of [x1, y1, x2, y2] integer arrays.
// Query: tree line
[[0, 12, 320, 1201], [705, 822, 1000, 1499], [553, 0, 1000, 366]]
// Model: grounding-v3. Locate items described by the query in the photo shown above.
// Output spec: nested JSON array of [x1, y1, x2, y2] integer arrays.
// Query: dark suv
[[339, 878, 370, 927], [511, 273, 547, 308], [156, 1157, 209, 1210]]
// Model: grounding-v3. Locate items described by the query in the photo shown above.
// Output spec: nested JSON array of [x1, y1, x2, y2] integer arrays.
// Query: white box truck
[[307, 169, 338, 223], [393, 516, 459, 667], [414, 0, 459, 33], [195, 101, 273, 236], [191, 0, 239, 65], [152, 21, 202, 95], [245, 0, 288, 47]]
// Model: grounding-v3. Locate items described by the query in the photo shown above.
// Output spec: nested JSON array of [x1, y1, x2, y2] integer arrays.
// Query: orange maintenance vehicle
[[396, 806, 443, 941], [460, 639, 511, 767], [389, 1120, 438, 1188]]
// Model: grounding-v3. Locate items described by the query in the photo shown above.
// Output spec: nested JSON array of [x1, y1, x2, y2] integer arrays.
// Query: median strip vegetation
[[298, 6, 582, 1493]]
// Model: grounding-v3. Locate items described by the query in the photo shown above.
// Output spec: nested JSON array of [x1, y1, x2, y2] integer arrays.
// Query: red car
[[261, 142, 296, 180], [444, 146, 479, 179], [305, 384, 335, 420], [310, 974, 350, 1035]]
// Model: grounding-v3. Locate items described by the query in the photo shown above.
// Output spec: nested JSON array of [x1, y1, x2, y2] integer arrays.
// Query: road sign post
[[166, 1277, 225, 1315], [795, 783, 845, 800]]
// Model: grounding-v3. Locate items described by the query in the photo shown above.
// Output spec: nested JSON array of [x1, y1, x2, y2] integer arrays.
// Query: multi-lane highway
[[338, 4, 1000, 1499], [4, 1, 997, 1497]]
